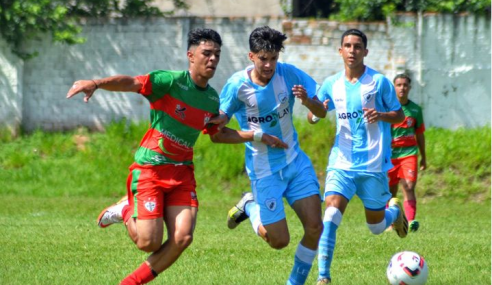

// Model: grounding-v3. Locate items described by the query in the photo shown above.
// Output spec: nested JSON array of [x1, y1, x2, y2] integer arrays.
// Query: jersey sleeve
[[318, 79, 335, 111], [135, 70, 173, 102], [288, 64, 318, 99], [219, 79, 242, 119], [381, 77, 401, 112]]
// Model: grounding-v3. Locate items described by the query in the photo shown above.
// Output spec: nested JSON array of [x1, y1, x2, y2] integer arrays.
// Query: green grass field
[[0, 196, 489, 284], [0, 120, 490, 284]]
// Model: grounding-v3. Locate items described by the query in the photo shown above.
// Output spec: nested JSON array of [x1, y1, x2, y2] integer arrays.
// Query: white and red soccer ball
[[387, 251, 428, 285]]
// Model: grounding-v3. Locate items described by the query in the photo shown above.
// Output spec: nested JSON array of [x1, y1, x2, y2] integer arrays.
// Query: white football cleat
[[97, 196, 129, 228]]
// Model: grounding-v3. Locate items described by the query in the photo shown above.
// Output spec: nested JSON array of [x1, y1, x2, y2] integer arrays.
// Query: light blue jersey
[[318, 67, 401, 172], [220, 62, 318, 180]]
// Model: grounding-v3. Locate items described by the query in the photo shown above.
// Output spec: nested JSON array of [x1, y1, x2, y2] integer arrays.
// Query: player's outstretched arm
[[66, 75, 142, 103], [207, 112, 229, 132], [307, 112, 320, 124], [210, 127, 288, 149], [292, 85, 327, 118], [363, 107, 404, 124], [307, 99, 330, 124]]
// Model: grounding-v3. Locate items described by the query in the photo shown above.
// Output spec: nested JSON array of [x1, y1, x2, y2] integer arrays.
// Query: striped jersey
[[220, 62, 317, 180], [134, 70, 219, 166], [391, 100, 425, 159], [318, 67, 401, 172]]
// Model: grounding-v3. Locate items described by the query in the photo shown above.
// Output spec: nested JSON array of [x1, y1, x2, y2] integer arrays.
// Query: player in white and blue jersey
[[210, 26, 326, 285], [308, 29, 407, 285]]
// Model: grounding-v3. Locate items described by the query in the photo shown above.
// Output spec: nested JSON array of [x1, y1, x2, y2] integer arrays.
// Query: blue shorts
[[324, 169, 391, 211], [252, 151, 320, 226]]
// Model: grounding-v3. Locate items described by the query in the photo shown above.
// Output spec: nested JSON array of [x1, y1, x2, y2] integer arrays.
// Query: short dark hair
[[341, 29, 368, 49], [394, 74, 412, 84], [249, 26, 287, 53], [187, 28, 222, 50]]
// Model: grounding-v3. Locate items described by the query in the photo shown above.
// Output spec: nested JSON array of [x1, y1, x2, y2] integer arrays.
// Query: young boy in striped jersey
[[210, 26, 326, 285], [67, 28, 223, 285], [308, 29, 407, 284], [388, 74, 427, 232]]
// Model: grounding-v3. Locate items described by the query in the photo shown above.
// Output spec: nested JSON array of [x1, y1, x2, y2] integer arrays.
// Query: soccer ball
[[386, 251, 428, 285]]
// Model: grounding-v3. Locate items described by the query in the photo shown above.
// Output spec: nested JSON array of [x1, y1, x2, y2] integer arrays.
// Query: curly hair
[[249, 26, 287, 53], [187, 28, 222, 50]]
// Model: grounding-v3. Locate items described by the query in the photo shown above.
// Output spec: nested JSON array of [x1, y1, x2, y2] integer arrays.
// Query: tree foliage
[[0, 0, 188, 59], [331, 0, 491, 21]]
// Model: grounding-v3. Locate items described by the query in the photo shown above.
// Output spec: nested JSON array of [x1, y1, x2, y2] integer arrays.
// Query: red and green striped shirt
[[134, 70, 219, 166], [391, 100, 425, 159]]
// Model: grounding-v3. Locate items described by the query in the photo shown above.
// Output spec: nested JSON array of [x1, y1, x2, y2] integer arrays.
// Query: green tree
[[331, 0, 491, 21], [331, 0, 398, 21], [0, 0, 188, 59]]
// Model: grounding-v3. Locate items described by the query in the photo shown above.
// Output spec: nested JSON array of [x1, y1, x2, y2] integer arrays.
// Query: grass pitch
[[0, 121, 490, 284], [0, 195, 489, 284]]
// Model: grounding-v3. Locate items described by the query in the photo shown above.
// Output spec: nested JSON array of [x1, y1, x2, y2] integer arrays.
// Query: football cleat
[[97, 196, 128, 228], [409, 220, 420, 232], [316, 278, 331, 284], [227, 192, 254, 229], [388, 198, 408, 238]]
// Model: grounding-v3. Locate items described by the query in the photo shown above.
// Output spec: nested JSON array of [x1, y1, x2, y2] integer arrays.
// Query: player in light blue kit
[[308, 29, 407, 285], [210, 26, 326, 285]]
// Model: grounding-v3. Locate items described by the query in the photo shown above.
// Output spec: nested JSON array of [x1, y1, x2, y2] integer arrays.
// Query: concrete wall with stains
[[0, 14, 489, 133]]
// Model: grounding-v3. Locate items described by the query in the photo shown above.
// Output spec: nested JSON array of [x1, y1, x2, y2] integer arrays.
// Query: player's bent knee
[[304, 222, 323, 240], [174, 233, 194, 250], [269, 236, 290, 249], [323, 206, 343, 226], [137, 239, 162, 253], [367, 219, 386, 235]]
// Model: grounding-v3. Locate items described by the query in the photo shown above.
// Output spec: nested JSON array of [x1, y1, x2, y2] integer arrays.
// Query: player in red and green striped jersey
[[388, 74, 427, 233], [67, 28, 222, 285]]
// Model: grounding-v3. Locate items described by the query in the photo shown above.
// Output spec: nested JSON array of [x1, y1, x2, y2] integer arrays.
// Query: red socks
[[120, 262, 157, 285], [404, 200, 417, 221]]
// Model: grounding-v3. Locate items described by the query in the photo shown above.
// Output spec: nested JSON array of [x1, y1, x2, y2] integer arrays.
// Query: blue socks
[[287, 244, 317, 285], [318, 207, 342, 281], [385, 204, 400, 228]]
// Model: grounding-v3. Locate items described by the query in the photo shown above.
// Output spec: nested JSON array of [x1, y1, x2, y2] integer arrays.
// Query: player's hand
[[322, 99, 330, 110], [362, 108, 380, 124], [66, 80, 98, 103], [261, 133, 288, 149], [420, 158, 427, 170], [208, 113, 229, 131], [292, 85, 308, 105]]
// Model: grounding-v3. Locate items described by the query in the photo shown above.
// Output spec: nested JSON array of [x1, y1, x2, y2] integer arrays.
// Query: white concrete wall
[[0, 14, 490, 133], [390, 14, 491, 129], [419, 14, 491, 129], [17, 17, 281, 132], [21, 18, 189, 131], [153, 0, 285, 17], [0, 37, 22, 135]]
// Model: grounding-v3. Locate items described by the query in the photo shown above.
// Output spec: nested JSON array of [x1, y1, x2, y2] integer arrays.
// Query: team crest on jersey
[[363, 91, 376, 103], [278, 91, 288, 104], [204, 113, 211, 125], [175, 104, 186, 120], [407, 117, 414, 127], [144, 198, 157, 212], [265, 198, 277, 211]]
